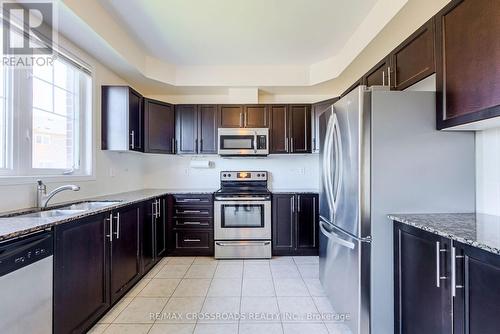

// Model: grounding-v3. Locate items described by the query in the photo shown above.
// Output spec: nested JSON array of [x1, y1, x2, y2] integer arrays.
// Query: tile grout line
[[269, 258, 285, 334], [195, 256, 216, 333]]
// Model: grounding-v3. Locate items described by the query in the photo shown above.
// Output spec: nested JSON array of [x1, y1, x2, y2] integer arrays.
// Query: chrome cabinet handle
[[451, 246, 465, 297], [290, 138, 294, 152], [285, 137, 289, 152], [382, 70, 386, 86], [152, 201, 156, 219], [156, 199, 161, 218], [436, 241, 447, 288], [184, 239, 201, 242], [297, 195, 301, 212], [239, 112, 243, 127], [178, 198, 202, 202], [179, 210, 203, 214], [216, 241, 271, 246], [182, 221, 206, 225], [291, 196, 294, 213], [388, 66, 392, 87], [130, 131, 135, 149], [244, 112, 248, 127], [113, 213, 120, 239], [105, 213, 113, 242]]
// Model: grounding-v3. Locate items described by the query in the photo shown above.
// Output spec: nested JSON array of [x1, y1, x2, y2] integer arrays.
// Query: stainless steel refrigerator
[[318, 86, 475, 334]]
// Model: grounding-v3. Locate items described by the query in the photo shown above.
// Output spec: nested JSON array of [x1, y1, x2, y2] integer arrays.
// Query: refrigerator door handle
[[323, 112, 335, 218], [320, 220, 355, 250], [332, 112, 343, 214]]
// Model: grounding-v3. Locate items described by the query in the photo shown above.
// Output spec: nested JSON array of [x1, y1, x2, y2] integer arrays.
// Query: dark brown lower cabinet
[[167, 194, 214, 256], [110, 205, 141, 303], [272, 193, 318, 256], [394, 222, 452, 334], [452, 241, 500, 334], [141, 199, 156, 274], [54, 213, 110, 334]]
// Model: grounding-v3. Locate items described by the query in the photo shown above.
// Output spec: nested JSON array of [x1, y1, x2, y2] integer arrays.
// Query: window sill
[[0, 174, 96, 186]]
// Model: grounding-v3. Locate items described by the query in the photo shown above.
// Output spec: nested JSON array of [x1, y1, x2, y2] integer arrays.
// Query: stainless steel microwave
[[218, 128, 269, 156]]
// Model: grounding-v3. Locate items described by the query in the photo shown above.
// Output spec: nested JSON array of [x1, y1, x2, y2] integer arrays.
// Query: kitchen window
[[0, 52, 92, 180]]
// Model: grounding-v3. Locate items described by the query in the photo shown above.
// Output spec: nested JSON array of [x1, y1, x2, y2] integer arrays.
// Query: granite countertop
[[389, 213, 500, 255], [0, 188, 217, 242]]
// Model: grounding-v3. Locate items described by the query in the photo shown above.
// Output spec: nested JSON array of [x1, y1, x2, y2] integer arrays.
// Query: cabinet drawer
[[174, 206, 212, 218], [174, 218, 213, 229], [173, 194, 213, 205], [175, 230, 212, 249]]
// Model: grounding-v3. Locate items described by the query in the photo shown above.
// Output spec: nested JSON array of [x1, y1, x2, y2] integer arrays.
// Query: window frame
[[0, 50, 95, 185]]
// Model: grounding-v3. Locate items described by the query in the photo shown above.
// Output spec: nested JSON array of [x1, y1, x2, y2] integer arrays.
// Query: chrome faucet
[[36, 180, 81, 209]]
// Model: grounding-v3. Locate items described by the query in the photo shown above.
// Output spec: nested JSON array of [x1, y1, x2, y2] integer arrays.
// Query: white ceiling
[[99, 0, 378, 66]]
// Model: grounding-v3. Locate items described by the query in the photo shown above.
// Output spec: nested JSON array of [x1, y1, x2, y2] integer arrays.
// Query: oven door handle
[[215, 196, 270, 201], [216, 241, 271, 247]]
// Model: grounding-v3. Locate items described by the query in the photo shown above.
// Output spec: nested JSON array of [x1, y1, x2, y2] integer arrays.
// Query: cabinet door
[[245, 105, 269, 127], [272, 194, 295, 255], [110, 205, 141, 303], [363, 56, 391, 87], [176, 105, 198, 154], [289, 105, 311, 153], [219, 105, 244, 128], [391, 18, 435, 91], [394, 223, 452, 334], [269, 105, 289, 153], [54, 214, 109, 334], [436, 0, 500, 129], [141, 200, 156, 274], [453, 242, 500, 334], [199, 105, 218, 154], [156, 197, 167, 258], [144, 99, 175, 154], [296, 194, 318, 253], [128, 89, 143, 151], [311, 99, 338, 153]]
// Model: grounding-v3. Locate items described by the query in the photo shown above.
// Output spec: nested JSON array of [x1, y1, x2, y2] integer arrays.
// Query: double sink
[[17, 201, 122, 218]]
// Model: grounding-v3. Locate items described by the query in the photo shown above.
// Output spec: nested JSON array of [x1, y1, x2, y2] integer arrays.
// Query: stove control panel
[[220, 171, 268, 181]]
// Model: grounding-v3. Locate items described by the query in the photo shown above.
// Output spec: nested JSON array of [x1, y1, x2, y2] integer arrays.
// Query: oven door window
[[221, 204, 264, 228], [220, 135, 254, 150]]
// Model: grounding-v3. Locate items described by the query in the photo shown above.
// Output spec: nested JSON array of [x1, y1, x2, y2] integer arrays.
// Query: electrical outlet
[[109, 167, 115, 177], [298, 167, 305, 175]]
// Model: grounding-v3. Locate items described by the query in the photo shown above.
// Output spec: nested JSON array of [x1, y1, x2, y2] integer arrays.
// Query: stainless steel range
[[214, 171, 271, 259]]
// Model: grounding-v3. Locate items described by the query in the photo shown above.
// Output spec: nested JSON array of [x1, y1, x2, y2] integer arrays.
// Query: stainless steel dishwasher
[[0, 230, 53, 334]]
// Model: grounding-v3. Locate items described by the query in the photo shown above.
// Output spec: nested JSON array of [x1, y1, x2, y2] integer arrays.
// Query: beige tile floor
[[88, 256, 351, 334]]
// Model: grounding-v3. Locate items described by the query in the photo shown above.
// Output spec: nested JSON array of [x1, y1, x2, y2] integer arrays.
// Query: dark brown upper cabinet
[[244, 105, 269, 127], [391, 18, 435, 91], [289, 105, 312, 153], [219, 105, 244, 128], [269, 105, 289, 153], [363, 56, 392, 88], [176, 105, 218, 154], [101, 86, 143, 152], [144, 98, 175, 154], [436, 0, 500, 129], [198, 105, 218, 154], [176, 105, 198, 154], [270, 104, 311, 154], [218, 104, 269, 128]]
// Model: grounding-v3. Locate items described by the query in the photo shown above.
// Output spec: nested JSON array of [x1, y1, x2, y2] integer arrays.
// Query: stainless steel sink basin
[[21, 209, 87, 218], [60, 201, 122, 211]]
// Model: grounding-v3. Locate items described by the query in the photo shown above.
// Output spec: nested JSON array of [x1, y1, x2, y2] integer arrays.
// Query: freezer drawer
[[319, 219, 370, 334]]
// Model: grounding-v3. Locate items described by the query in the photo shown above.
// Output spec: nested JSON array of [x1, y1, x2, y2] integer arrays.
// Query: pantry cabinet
[[272, 193, 318, 255]]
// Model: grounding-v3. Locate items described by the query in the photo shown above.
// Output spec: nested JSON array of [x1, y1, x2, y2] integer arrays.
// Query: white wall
[[143, 154, 319, 192], [476, 127, 500, 215], [0, 36, 146, 212]]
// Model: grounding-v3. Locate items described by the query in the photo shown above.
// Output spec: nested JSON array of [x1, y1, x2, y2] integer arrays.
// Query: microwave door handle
[[254, 131, 258, 153]]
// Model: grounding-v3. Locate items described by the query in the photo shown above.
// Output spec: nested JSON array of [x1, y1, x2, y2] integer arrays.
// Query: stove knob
[[228, 173, 232, 177], [223, 173, 226, 177]]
